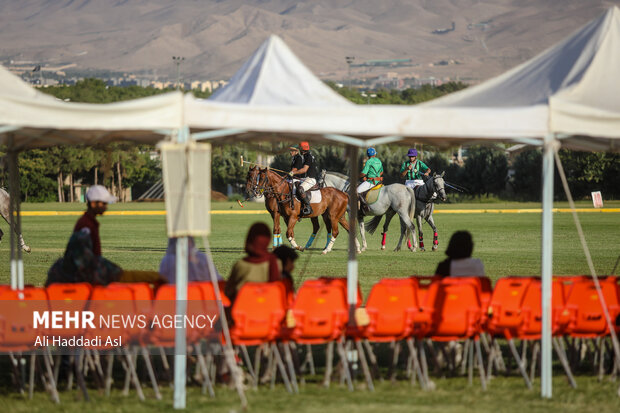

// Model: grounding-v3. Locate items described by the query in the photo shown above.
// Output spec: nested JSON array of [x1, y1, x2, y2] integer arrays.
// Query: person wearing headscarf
[[159, 237, 222, 284], [435, 230, 485, 277], [225, 222, 282, 302]]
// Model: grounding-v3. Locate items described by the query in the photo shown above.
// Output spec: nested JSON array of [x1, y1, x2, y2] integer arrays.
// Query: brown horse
[[256, 168, 359, 254], [245, 166, 323, 249]]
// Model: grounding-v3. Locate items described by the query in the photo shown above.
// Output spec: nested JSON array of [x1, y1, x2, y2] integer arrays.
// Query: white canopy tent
[[185, 7, 620, 399], [0, 65, 193, 406]]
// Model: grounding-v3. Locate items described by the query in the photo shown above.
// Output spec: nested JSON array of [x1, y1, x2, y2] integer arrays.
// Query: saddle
[[364, 184, 383, 204]]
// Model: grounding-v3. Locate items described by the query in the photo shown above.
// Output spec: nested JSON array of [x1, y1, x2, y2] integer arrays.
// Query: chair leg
[[466, 340, 474, 385], [389, 341, 401, 381], [141, 346, 163, 400], [323, 341, 334, 387], [122, 347, 145, 400], [355, 340, 374, 391], [271, 343, 293, 393], [475, 339, 487, 391], [553, 337, 577, 389], [105, 353, 114, 396], [74, 350, 90, 401], [335, 339, 354, 391], [239, 345, 257, 385], [530, 341, 540, 383], [306, 344, 316, 376], [486, 338, 496, 381], [418, 340, 431, 387], [194, 343, 214, 398], [598, 338, 606, 381], [405, 338, 427, 389], [41, 352, 60, 403], [283, 343, 299, 394], [28, 353, 36, 400], [507, 339, 533, 389], [462, 340, 471, 376], [253, 344, 264, 387], [158, 346, 173, 385]]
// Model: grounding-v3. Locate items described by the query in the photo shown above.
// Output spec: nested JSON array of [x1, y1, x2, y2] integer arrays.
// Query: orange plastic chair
[[289, 279, 348, 344], [150, 284, 205, 346], [518, 277, 567, 339], [229, 281, 288, 346], [363, 278, 419, 342], [45, 283, 93, 338], [86, 284, 136, 348], [428, 277, 484, 342], [0, 287, 49, 352], [560, 276, 620, 338], [486, 277, 535, 340], [318, 276, 363, 308]]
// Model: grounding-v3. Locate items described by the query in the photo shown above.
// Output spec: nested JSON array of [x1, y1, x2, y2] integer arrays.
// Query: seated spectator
[[159, 237, 222, 283], [46, 228, 123, 286], [273, 245, 299, 293], [435, 230, 485, 277], [225, 222, 282, 303]]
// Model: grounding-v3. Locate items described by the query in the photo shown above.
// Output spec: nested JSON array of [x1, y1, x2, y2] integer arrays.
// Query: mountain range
[[0, 0, 618, 83]]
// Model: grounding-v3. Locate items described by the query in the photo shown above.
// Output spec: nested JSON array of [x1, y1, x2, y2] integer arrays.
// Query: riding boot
[[302, 192, 313, 216], [358, 192, 370, 217]]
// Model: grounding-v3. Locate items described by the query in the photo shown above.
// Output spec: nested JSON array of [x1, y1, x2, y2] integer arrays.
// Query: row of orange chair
[[0, 281, 229, 353]]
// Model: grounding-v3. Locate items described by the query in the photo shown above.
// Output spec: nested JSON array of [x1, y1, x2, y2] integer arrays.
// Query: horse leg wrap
[[407, 239, 412, 249], [288, 237, 299, 249], [324, 232, 332, 250], [381, 232, 387, 247], [418, 235, 424, 249], [433, 232, 438, 246], [323, 236, 337, 253], [305, 233, 317, 249], [273, 234, 279, 248]]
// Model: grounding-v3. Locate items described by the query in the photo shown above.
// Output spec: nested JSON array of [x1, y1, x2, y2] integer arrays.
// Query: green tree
[[463, 145, 508, 197]]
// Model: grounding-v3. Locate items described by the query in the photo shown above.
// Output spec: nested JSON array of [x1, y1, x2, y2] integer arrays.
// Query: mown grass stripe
[[19, 208, 620, 216]]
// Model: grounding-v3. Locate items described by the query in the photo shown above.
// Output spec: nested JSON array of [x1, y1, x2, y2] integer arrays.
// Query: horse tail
[[365, 215, 383, 235], [406, 186, 416, 223], [406, 186, 416, 240]]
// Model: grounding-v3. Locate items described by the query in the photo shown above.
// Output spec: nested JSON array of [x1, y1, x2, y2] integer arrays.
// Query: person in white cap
[[74, 185, 117, 257]]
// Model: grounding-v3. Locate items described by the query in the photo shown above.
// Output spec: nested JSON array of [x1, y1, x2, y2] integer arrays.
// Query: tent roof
[[209, 35, 351, 107], [426, 6, 620, 151], [0, 65, 184, 150]]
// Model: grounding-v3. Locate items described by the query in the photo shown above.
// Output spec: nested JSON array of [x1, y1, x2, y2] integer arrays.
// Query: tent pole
[[173, 127, 190, 410], [541, 133, 556, 398], [7, 136, 23, 290], [346, 145, 359, 317]]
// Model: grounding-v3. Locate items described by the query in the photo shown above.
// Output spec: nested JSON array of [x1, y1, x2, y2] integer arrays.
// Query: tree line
[[4, 79, 618, 202]]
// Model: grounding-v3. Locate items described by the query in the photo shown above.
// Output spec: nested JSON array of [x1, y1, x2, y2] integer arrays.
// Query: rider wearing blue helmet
[[357, 147, 383, 214], [400, 148, 430, 189]]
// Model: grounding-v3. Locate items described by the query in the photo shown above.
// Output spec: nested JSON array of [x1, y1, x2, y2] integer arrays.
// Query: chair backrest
[[428, 277, 483, 341], [561, 276, 620, 337], [151, 283, 205, 345], [486, 277, 535, 338], [318, 277, 363, 307], [519, 278, 566, 338], [291, 279, 348, 343], [46, 283, 93, 337], [87, 284, 136, 347], [0, 287, 49, 351], [230, 281, 287, 344], [364, 278, 419, 341]]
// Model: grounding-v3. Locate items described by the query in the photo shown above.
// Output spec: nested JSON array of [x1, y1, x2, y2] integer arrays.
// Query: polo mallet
[[240, 156, 288, 174]]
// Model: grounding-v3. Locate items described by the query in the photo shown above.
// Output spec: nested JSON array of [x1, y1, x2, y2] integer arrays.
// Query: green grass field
[[1, 201, 619, 412]]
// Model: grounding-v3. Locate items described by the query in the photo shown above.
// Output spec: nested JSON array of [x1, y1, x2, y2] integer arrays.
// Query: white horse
[[366, 173, 447, 251], [0, 188, 31, 253], [320, 171, 417, 252]]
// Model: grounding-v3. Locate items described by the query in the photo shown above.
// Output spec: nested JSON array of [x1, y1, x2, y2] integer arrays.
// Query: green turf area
[[2, 201, 619, 291], [1, 201, 619, 411]]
